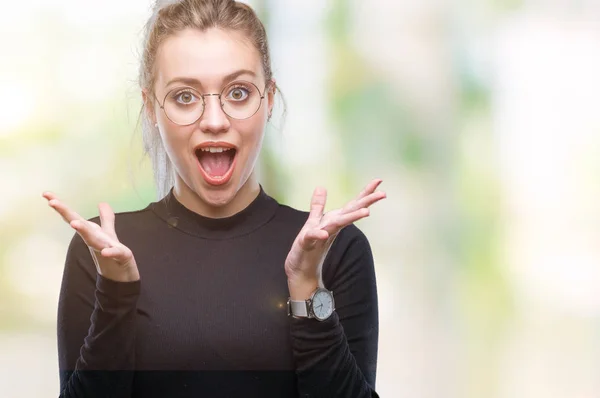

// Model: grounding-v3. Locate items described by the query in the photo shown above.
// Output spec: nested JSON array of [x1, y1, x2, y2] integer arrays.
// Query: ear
[[142, 88, 157, 125]]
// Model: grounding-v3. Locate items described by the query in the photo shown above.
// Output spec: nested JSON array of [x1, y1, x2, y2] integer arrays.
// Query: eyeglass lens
[[163, 81, 263, 124]]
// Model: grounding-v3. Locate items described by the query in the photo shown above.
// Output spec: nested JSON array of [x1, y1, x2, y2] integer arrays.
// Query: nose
[[198, 94, 230, 134]]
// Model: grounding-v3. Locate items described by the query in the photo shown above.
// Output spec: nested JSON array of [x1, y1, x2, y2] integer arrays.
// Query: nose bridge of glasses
[[201, 92, 227, 118]]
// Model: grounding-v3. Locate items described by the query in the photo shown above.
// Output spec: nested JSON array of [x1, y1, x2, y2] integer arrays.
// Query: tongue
[[199, 152, 232, 177]]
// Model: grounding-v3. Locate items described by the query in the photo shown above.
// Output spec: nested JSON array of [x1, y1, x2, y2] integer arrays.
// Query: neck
[[172, 173, 261, 219]]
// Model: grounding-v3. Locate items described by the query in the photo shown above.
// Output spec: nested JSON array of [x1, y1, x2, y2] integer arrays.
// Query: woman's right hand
[[43, 192, 140, 282]]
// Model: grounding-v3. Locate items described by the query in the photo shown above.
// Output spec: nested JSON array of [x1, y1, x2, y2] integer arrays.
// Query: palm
[[43, 192, 139, 281], [284, 179, 386, 281]]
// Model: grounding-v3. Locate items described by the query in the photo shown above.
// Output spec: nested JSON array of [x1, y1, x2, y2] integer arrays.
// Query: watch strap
[[288, 299, 312, 318]]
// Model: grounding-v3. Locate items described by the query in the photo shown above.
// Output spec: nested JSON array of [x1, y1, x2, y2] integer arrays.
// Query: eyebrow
[[165, 69, 257, 88]]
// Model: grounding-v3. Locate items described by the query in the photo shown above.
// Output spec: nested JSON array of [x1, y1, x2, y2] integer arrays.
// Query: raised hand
[[284, 179, 386, 299], [43, 192, 140, 282]]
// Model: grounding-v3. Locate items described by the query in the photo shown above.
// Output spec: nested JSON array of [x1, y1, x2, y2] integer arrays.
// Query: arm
[[289, 226, 379, 398], [57, 231, 140, 397]]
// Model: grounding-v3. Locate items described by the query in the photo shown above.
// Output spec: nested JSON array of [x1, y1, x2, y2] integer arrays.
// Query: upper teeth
[[200, 147, 233, 153]]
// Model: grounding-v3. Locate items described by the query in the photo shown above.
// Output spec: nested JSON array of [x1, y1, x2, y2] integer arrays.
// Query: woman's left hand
[[284, 179, 386, 299]]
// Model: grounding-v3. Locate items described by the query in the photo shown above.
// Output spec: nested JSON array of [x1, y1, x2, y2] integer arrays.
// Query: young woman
[[43, 1, 385, 397]]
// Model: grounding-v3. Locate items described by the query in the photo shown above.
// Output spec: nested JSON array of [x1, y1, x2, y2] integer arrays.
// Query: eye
[[225, 85, 250, 102], [173, 89, 199, 105]]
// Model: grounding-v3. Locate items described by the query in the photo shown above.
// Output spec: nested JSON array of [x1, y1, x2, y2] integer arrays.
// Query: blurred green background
[[2, 0, 600, 396]]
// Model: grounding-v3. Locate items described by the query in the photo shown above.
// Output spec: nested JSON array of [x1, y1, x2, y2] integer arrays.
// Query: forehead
[[155, 27, 262, 90]]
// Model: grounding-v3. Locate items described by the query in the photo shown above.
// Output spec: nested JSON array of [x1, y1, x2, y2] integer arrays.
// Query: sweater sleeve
[[57, 231, 140, 398], [290, 225, 380, 398]]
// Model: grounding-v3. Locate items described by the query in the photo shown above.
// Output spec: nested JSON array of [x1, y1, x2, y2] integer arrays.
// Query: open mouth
[[194, 146, 237, 185]]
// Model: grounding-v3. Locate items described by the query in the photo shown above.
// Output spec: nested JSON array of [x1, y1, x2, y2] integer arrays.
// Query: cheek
[[158, 126, 194, 166], [237, 119, 266, 158]]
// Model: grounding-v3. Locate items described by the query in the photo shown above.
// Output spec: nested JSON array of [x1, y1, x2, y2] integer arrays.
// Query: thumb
[[98, 202, 117, 240], [100, 243, 134, 266]]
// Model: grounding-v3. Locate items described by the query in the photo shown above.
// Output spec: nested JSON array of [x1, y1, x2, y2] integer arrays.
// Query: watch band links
[[287, 298, 313, 318]]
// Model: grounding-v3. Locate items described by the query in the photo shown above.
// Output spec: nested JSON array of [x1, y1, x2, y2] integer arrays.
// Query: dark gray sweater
[[57, 186, 379, 397]]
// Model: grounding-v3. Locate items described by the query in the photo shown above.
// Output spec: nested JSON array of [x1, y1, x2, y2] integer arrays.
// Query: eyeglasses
[[154, 80, 270, 125]]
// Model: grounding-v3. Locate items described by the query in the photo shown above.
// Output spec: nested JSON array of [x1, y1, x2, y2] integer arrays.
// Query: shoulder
[[334, 223, 370, 249], [322, 223, 374, 290], [328, 223, 372, 266]]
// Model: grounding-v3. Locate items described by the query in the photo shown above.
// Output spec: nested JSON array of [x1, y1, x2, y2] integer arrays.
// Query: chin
[[196, 183, 236, 208]]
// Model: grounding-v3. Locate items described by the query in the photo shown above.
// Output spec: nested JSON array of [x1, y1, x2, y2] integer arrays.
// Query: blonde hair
[[138, 0, 273, 199]]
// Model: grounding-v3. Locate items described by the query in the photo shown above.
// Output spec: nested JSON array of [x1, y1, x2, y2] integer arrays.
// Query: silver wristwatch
[[287, 287, 335, 321]]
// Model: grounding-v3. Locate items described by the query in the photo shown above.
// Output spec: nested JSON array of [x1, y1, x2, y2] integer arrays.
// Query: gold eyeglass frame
[[154, 80, 272, 126]]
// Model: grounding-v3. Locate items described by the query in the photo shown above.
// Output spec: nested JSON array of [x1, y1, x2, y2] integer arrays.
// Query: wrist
[[287, 277, 319, 301]]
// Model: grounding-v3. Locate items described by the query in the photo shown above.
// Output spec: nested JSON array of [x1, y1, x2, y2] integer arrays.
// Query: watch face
[[311, 290, 334, 320]]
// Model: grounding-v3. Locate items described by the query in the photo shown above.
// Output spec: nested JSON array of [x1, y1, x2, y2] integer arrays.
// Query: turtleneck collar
[[149, 185, 279, 239]]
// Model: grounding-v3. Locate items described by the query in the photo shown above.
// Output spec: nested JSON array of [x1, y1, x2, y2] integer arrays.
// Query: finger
[[47, 198, 85, 225], [100, 243, 133, 265], [357, 179, 383, 200], [42, 191, 58, 201], [308, 186, 327, 220], [71, 219, 114, 251], [344, 190, 386, 213], [89, 222, 102, 232], [98, 202, 117, 240], [320, 208, 370, 234], [298, 228, 329, 250]]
